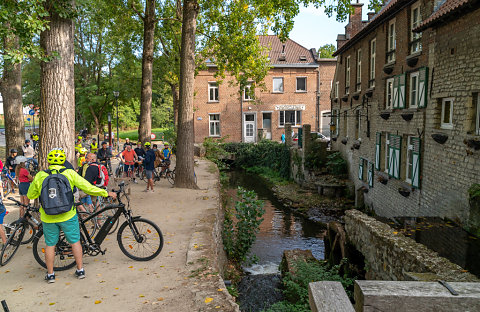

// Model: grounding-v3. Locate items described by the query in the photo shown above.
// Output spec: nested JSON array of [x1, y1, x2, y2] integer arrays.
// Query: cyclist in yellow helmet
[[27, 148, 116, 283], [77, 147, 88, 168], [75, 136, 83, 154]]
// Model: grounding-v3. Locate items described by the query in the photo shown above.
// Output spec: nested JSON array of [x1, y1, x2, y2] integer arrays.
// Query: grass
[[118, 128, 170, 141]]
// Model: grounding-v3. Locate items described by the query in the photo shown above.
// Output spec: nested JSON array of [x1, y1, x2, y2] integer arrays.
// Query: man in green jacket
[[27, 148, 117, 283]]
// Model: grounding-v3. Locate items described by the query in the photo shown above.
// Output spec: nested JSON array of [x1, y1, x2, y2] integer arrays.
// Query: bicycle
[[25, 158, 39, 174], [0, 199, 40, 266], [167, 167, 197, 185], [1, 172, 17, 196], [32, 181, 163, 271]]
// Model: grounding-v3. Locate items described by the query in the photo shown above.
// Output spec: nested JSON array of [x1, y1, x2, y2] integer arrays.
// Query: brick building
[[330, 0, 480, 229], [193, 35, 336, 143]]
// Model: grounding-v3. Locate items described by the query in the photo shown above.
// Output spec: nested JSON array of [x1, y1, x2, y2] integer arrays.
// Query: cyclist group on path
[[0, 133, 173, 284]]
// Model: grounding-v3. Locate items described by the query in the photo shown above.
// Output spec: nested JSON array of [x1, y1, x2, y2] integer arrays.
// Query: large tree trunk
[[175, 0, 199, 189], [170, 83, 179, 130], [138, 0, 156, 144], [0, 35, 25, 158], [39, 0, 76, 169]]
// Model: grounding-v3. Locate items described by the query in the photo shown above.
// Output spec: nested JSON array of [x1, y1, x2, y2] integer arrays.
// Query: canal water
[[226, 171, 326, 311]]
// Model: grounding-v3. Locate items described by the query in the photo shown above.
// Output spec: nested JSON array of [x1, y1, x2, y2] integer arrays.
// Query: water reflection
[[227, 171, 325, 274]]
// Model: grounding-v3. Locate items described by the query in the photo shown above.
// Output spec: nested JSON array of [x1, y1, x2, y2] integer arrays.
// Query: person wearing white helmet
[[14, 156, 33, 216]]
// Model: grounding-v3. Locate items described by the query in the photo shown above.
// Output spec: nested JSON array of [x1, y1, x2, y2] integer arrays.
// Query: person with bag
[[143, 142, 156, 192], [14, 156, 34, 217], [27, 148, 116, 283], [78, 153, 110, 211]]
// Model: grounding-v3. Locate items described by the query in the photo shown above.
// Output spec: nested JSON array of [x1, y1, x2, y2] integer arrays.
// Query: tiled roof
[[258, 35, 317, 65], [415, 0, 479, 31]]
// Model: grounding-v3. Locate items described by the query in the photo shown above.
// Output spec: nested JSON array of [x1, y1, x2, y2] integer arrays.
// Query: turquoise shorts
[[42, 214, 80, 246]]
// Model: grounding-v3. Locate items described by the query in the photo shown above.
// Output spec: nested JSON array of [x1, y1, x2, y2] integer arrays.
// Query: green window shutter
[[418, 67, 429, 108], [388, 134, 395, 177], [398, 73, 406, 109], [368, 162, 374, 187], [375, 132, 381, 170], [358, 157, 364, 180], [392, 135, 402, 179], [392, 76, 399, 108], [411, 137, 421, 188]]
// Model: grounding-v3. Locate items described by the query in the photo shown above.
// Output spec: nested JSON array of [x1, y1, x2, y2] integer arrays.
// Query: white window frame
[[388, 19, 396, 63], [296, 77, 307, 92], [411, 2, 422, 54], [386, 78, 394, 109], [370, 39, 376, 88], [335, 81, 339, 99], [356, 49, 362, 91], [476, 93, 480, 135], [441, 98, 454, 129], [346, 56, 351, 94], [244, 84, 253, 101], [208, 82, 219, 102], [385, 133, 390, 174], [405, 136, 414, 183], [279, 110, 302, 127], [209, 113, 220, 137], [273, 77, 284, 93], [332, 108, 340, 136], [409, 71, 419, 108]]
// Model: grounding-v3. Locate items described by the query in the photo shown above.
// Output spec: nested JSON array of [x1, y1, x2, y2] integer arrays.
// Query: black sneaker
[[45, 274, 55, 283], [75, 269, 86, 279]]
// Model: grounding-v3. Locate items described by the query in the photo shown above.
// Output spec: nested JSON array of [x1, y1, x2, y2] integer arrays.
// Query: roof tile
[[258, 35, 316, 65]]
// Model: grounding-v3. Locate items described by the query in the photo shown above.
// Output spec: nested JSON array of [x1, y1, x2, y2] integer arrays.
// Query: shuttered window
[[368, 162, 374, 187], [375, 132, 381, 170], [358, 157, 364, 181], [398, 73, 406, 108], [418, 67, 428, 108], [393, 75, 399, 108], [388, 134, 402, 179], [411, 137, 421, 188]]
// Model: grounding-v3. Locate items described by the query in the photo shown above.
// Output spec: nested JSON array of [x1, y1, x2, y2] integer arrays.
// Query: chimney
[[279, 44, 286, 61], [367, 12, 375, 21], [346, 2, 364, 39]]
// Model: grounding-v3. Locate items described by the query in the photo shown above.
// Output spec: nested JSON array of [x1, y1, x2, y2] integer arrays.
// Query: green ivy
[[468, 184, 480, 200], [223, 187, 265, 263]]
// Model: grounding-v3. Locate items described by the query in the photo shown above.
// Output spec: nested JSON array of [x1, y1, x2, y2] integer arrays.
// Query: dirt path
[[0, 159, 238, 312]]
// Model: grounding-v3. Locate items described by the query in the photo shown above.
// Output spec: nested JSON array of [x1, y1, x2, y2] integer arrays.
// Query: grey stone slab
[[309, 281, 355, 312]]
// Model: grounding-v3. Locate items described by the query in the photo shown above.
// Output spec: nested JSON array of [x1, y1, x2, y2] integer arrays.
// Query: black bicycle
[[0, 199, 40, 266], [32, 181, 163, 271]]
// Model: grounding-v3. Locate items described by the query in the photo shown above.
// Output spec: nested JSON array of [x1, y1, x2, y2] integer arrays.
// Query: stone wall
[[344, 209, 478, 282]]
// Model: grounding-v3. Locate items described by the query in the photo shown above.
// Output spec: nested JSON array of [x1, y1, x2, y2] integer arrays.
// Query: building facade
[[330, 0, 480, 227], [193, 35, 336, 143]]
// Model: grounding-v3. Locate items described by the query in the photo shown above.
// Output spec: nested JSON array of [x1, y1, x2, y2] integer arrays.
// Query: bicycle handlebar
[[7, 197, 39, 211]]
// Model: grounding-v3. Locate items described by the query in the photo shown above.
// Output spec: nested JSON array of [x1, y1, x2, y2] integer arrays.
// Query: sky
[[288, 2, 372, 50]]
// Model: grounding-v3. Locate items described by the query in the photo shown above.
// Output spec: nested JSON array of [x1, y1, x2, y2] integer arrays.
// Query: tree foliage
[[318, 43, 336, 58]]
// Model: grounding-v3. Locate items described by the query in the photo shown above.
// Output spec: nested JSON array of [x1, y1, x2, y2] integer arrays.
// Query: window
[[355, 109, 361, 139], [332, 109, 340, 136], [405, 136, 414, 183], [370, 39, 376, 88], [476, 93, 480, 135], [409, 72, 419, 108], [244, 84, 253, 101], [273, 77, 284, 93], [356, 49, 362, 92], [386, 78, 394, 109], [335, 81, 339, 98], [411, 3, 422, 53], [387, 20, 396, 63], [441, 98, 454, 129], [296, 77, 307, 92], [209, 114, 220, 136], [279, 110, 301, 127], [208, 82, 218, 102], [345, 56, 351, 94], [387, 134, 402, 179], [406, 136, 421, 187], [385, 132, 391, 173]]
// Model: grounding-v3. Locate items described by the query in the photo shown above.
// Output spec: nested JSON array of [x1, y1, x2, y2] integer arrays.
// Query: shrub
[[325, 152, 347, 175], [468, 184, 480, 200]]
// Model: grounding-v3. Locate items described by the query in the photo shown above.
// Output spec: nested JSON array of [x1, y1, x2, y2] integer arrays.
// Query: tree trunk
[[39, 0, 76, 169], [175, 0, 199, 189], [138, 0, 155, 144], [0, 35, 25, 159], [170, 83, 180, 130]]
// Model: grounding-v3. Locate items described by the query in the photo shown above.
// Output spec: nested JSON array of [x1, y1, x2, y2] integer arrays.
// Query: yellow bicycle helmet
[[144, 142, 151, 147], [78, 136, 83, 140], [79, 147, 88, 155], [47, 148, 66, 165]]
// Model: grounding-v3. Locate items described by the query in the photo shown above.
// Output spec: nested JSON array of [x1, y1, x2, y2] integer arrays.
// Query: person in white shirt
[[22, 140, 37, 168]]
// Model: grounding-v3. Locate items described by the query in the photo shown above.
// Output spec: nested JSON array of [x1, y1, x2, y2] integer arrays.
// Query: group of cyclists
[[0, 133, 173, 283]]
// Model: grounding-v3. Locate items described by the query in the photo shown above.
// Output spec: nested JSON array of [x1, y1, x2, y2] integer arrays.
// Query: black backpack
[[40, 168, 74, 215]]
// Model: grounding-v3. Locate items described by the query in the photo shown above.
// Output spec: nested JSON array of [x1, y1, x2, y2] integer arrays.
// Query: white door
[[244, 114, 256, 143], [263, 113, 272, 140]]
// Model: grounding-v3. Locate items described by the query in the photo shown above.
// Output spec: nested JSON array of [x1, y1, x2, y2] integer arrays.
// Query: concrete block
[[309, 281, 355, 312]]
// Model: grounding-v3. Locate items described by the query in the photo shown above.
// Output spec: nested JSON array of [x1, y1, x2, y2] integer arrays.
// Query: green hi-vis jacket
[[27, 165, 109, 223]]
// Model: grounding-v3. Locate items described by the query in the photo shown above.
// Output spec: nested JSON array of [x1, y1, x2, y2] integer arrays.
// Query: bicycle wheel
[[117, 218, 163, 261], [32, 230, 78, 271], [166, 169, 175, 185], [11, 220, 36, 244], [0, 224, 25, 266], [115, 165, 123, 178], [77, 211, 97, 238]]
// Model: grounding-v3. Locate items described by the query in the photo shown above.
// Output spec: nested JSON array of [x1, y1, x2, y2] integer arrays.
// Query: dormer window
[[299, 55, 307, 61]]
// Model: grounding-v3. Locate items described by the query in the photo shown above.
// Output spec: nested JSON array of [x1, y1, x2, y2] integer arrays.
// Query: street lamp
[[114, 91, 119, 152], [108, 113, 112, 148]]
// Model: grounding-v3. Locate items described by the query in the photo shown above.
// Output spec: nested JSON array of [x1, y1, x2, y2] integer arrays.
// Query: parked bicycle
[[0, 198, 40, 266], [1, 172, 17, 196], [32, 181, 163, 271]]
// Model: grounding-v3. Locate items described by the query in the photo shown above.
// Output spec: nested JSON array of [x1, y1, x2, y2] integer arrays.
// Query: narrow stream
[[226, 170, 326, 311]]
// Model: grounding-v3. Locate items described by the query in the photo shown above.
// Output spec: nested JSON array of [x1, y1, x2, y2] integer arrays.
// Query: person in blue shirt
[[143, 142, 156, 192], [160, 142, 172, 174]]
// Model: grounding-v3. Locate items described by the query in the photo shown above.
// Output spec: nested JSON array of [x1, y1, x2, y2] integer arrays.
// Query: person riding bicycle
[[23, 139, 38, 169], [143, 142, 156, 192], [120, 144, 138, 182], [134, 142, 146, 176], [153, 144, 163, 168], [97, 141, 112, 170], [123, 138, 133, 151], [77, 147, 88, 168], [31, 132, 39, 150], [160, 142, 172, 173], [90, 138, 98, 154], [27, 148, 117, 283]]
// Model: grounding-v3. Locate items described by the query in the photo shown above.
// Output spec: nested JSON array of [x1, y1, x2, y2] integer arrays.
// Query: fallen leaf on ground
[[217, 289, 223, 292], [139, 295, 145, 298], [169, 251, 174, 254], [49, 303, 55, 306], [205, 297, 213, 304], [128, 266, 133, 268], [114, 288, 119, 290], [157, 298, 164, 301], [65, 282, 71, 285], [94, 300, 102, 304]]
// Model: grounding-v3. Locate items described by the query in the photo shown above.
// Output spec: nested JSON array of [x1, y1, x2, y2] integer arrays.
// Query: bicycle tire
[[94, 199, 119, 235], [0, 224, 25, 266], [117, 218, 163, 261], [11, 220, 36, 244], [166, 169, 175, 185], [78, 211, 97, 238], [32, 230, 78, 271]]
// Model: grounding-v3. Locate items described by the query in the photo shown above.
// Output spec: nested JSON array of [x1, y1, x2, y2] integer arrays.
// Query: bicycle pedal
[[101, 248, 107, 255]]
